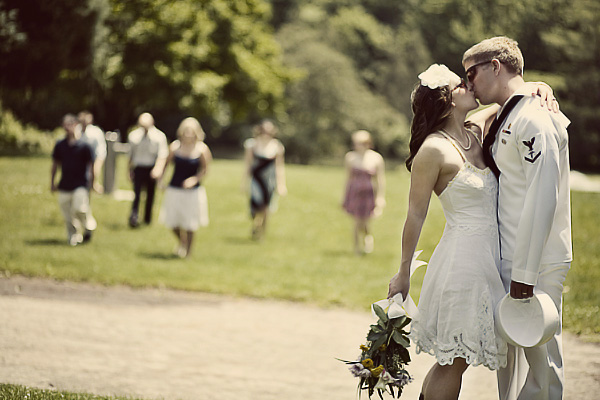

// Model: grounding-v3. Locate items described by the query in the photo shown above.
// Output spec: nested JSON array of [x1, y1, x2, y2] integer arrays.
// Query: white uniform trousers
[[58, 187, 90, 244], [498, 260, 570, 400], [85, 188, 98, 232]]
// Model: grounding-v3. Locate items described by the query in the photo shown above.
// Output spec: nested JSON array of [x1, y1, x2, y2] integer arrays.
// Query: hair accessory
[[418, 64, 462, 89]]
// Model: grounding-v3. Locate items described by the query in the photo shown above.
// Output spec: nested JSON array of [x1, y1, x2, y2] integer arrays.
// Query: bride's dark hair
[[405, 84, 454, 171]]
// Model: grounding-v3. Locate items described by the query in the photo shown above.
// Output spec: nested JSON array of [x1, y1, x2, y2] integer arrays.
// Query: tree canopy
[[1, 0, 598, 169]]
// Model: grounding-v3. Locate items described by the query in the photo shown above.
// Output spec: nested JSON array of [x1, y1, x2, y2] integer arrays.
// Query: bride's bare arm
[[388, 145, 440, 300], [515, 81, 558, 112], [467, 105, 500, 139]]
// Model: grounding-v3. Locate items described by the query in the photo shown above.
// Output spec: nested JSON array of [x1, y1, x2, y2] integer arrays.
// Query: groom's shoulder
[[510, 98, 556, 134]]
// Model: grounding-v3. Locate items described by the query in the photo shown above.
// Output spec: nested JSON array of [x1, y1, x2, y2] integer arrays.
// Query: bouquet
[[340, 300, 412, 399]]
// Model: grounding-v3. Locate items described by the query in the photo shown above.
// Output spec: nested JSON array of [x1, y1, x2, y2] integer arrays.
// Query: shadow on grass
[[25, 238, 66, 246], [321, 249, 354, 258], [104, 223, 130, 231], [139, 252, 179, 260], [223, 236, 258, 245]]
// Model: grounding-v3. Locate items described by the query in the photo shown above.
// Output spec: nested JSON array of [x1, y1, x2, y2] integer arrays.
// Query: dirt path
[[0, 277, 598, 400]]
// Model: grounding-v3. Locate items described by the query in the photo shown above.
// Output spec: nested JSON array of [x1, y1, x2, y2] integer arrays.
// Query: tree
[[277, 21, 409, 163], [0, 0, 109, 128], [97, 0, 293, 137], [0, 0, 293, 140]]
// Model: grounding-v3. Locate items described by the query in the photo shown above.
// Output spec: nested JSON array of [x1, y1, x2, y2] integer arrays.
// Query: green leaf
[[367, 330, 383, 342], [392, 330, 410, 347], [372, 304, 389, 324], [391, 315, 406, 328], [371, 333, 387, 352]]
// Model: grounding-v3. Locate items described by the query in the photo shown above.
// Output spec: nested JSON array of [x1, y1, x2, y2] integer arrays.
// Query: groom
[[462, 37, 572, 400]]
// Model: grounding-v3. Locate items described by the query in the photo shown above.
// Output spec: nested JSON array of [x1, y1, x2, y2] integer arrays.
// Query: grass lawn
[[0, 384, 143, 400], [0, 155, 598, 339]]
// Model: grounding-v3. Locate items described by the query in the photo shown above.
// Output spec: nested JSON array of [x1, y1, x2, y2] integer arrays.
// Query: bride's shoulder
[[416, 134, 449, 162], [422, 132, 452, 152]]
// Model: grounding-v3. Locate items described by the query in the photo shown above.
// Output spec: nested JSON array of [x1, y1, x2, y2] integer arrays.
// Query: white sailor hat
[[495, 290, 559, 348]]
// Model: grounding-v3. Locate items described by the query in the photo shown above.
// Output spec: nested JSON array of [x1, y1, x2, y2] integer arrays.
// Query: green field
[[0, 156, 598, 339], [0, 384, 142, 400]]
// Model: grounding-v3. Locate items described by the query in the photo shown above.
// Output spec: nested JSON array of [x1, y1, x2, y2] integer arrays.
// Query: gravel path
[[0, 277, 598, 399]]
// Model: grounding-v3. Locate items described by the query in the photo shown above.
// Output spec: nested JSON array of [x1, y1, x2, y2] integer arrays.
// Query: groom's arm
[[510, 108, 562, 297]]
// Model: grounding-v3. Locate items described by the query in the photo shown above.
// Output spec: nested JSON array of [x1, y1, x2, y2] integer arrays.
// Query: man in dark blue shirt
[[51, 114, 94, 246]]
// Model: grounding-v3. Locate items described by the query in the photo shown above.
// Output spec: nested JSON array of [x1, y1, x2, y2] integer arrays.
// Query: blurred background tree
[[0, 0, 598, 169]]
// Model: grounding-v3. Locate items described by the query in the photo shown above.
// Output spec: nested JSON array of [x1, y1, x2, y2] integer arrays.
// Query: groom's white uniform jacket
[[492, 94, 572, 286]]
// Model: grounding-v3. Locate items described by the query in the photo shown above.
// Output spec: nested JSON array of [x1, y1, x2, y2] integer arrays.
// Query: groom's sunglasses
[[466, 60, 492, 83]]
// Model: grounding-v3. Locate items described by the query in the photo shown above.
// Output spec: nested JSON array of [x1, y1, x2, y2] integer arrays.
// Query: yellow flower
[[360, 345, 370, 351], [370, 365, 384, 378], [379, 344, 387, 352], [361, 359, 374, 369]]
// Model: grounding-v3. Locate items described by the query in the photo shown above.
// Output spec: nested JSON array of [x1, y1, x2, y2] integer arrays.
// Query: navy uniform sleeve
[[510, 110, 562, 285]]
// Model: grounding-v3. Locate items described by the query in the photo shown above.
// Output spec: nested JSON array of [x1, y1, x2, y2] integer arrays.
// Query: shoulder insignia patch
[[522, 137, 541, 163]]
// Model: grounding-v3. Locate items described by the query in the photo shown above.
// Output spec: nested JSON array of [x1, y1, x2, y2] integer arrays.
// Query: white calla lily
[[372, 251, 427, 319]]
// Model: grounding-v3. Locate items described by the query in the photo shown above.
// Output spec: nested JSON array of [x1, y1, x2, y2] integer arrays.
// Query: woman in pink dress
[[342, 130, 385, 255]]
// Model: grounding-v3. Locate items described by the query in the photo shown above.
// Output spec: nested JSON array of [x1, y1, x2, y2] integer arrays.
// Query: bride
[[387, 64, 556, 400]]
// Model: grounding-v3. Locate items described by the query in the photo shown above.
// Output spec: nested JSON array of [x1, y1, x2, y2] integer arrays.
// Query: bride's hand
[[518, 81, 559, 113], [388, 272, 409, 301]]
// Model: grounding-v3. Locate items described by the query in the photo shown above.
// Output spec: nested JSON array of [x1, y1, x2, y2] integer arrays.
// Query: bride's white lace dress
[[410, 141, 508, 370]]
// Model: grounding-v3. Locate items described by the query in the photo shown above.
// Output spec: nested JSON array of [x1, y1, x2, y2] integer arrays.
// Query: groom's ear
[[491, 59, 502, 76]]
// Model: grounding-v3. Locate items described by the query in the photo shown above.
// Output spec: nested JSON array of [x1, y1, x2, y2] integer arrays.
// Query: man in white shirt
[[463, 37, 572, 400], [77, 111, 107, 241], [127, 112, 168, 227]]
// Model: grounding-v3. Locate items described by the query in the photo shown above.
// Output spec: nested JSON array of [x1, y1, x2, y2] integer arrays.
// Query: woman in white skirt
[[159, 117, 212, 258]]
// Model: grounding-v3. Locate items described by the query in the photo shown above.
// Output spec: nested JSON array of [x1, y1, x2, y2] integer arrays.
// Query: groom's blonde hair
[[462, 36, 524, 76]]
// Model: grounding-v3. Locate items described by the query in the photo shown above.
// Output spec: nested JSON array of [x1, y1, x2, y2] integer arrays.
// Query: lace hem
[[410, 291, 508, 371]]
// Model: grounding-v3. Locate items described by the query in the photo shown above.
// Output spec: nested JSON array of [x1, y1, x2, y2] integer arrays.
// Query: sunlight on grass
[[0, 156, 598, 337], [0, 384, 140, 400]]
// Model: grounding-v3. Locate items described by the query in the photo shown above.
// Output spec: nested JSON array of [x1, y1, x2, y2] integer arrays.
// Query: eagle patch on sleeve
[[522, 137, 541, 163]]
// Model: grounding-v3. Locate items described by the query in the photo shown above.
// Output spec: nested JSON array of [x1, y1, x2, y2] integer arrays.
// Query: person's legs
[[353, 218, 371, 254], [497, 260, 569, 400], [171, 228, 188, 258], [421, 358, 469, 400], [184, 230, 194, 256], [353, 218, 364, 254], [172, 228, 181, 243], [498, 259, 529, 400], [83, 188, 97, 241], [252, 210, 266, 240], [362, 218, 374, 253], [130, 167, 143, 227], [72, 187, 90, 240], [518, 263, 569, 400], [144, 170, 157, 224], [58, 191, 77, 245]]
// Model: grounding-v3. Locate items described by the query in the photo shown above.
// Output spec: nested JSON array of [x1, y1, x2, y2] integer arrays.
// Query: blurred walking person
[[127, 112, 168, 227], [242, 119, 287, 240], [51, 114, 94, 246], [342, 130, 385, 255], [77, 110, 106, 241], [158, 117, 212, 258]]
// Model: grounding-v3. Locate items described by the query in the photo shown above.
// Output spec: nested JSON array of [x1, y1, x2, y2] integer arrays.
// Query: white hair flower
[[418, 64, 462, 89]]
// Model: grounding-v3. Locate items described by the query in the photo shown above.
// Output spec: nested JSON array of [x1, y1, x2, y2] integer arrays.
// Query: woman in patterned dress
[[342, 130, 386, 255], [242, 119, 287, 240]]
